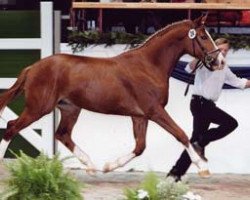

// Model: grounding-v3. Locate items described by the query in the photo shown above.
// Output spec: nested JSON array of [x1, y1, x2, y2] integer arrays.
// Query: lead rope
[[184, 36, 199, 96], [184, 60, 202, 96]]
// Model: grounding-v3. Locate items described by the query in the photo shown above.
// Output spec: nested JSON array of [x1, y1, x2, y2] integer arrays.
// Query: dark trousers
[[169, 95, 238, 177]]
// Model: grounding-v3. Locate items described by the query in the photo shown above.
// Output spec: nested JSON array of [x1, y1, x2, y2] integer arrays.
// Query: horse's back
[[22, 54, 134, 113], [24, 53, 166, 116]]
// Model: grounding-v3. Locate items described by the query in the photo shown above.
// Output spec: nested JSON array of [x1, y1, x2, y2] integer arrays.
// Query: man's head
[[215, 38, 230, 57]]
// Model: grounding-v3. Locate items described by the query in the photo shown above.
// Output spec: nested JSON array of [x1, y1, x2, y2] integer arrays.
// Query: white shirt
[[185, 63, 247, 102]]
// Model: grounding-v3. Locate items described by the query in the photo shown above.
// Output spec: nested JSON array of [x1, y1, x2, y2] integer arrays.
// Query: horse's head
[[185, 15, 226, 71]]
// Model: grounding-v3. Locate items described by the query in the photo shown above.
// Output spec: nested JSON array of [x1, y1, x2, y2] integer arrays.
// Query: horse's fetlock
[[134, 146, 145, 156]]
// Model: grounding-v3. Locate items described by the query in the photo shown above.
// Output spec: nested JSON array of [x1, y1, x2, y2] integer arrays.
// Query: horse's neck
[[142, 28, 186, 76]]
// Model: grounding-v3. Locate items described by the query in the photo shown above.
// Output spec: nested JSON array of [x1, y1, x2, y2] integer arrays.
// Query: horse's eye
[[201, 35, 208, 40]]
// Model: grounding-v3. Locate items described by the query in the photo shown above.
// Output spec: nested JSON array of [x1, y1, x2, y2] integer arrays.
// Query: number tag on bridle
[[188, 29, 197, 39]]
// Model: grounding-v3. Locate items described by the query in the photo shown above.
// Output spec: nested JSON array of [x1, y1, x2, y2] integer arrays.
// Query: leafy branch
[[68, 30, 250, 52], [68, 30, 147, 52]]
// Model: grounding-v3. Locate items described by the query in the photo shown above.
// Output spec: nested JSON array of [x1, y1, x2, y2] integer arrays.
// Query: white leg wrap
[[0, 139, 10, 160], [185, 144, 209, 175], [185, 143, 200, 163], [73, 145, 96, 170], [103, 153, 135, 172]]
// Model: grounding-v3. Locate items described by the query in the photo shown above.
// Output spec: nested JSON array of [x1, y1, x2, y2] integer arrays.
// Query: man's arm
[[244, 80, 250, 88], [225, 67, 248, 89]]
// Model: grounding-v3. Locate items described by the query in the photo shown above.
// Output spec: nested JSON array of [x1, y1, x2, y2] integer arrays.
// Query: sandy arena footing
[[70, 170, 250, 200], [1, 165, 250, 200]]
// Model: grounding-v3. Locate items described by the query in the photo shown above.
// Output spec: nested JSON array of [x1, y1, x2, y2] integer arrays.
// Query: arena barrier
[[0, 2, 57, 157]]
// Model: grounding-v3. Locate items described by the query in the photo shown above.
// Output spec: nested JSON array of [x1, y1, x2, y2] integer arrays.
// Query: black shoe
[[166, 172, 182, 182], [192, 141, 208, 162]]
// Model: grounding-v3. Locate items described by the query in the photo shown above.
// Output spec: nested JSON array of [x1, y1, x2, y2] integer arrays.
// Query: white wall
[[59, 44, 250, 174]]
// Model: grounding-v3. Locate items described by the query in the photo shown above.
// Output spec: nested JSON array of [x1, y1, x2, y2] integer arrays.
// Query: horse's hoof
[[85, 167, 97, 176], [198, 169, 211, 178], [103, 163, 112, 173]]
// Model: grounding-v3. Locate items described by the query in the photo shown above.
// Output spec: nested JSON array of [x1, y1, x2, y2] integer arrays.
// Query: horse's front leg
[[103, 117, 148, 173], [56, 104, 97, 175], [150, 105, 210, 178]]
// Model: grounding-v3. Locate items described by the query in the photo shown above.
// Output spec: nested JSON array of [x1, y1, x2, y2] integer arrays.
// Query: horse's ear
[[201, 12, 209, 25], [193, 13, 208, 27]]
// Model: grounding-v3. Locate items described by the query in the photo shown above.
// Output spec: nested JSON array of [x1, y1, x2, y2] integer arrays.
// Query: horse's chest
[[149, 77, 169, 103], [137, 79, 168, 103], [155, 85, 168, 103]]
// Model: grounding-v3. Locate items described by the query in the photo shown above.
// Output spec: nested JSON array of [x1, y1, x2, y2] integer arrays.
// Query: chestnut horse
[[0, 16, 224, 176]]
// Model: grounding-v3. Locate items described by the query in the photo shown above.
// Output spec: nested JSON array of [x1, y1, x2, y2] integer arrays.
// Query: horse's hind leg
[[0, 84, 58, 160], [103, 117, 148, 172], [150, 105, 210, 177], [0, 119, 17, 158], [55, 103, 97, 174], [0, 108, 46, 159]]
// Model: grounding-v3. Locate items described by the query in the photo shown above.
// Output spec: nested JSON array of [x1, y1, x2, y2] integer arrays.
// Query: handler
[[167, 38, 250, 182]]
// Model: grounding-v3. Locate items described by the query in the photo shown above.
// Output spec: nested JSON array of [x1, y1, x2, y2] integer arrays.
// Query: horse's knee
[[56, 126, 68, 137], [55, 124, 70, 140], [3, 128, 16, 141], [3, 120, 19, 141], [6, 120, 16, 129]]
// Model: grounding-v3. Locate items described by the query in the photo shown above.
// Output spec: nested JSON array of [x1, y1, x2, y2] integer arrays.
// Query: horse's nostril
[[222, 60, 225, 66], [209, 58, 216, 66]]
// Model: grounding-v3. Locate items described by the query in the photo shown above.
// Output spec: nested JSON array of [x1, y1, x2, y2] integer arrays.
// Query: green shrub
[[68, 30, 147, 52], [68, 30, 250, 53], [123, 172, 189, 200], [0, 152, 83, 200], [157, 179, 189, 200]]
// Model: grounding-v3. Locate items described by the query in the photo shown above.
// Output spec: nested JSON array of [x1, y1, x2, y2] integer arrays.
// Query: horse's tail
[[0, 66, 31, 114]]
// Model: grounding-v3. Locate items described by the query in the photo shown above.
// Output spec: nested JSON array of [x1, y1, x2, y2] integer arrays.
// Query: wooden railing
[[71, 2, 250, 31], [72, 2, 250, 10]]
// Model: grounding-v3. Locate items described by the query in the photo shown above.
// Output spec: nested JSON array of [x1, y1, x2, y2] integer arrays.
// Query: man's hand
[[189, 59, 200, 70], [212, 58, 226, 71]]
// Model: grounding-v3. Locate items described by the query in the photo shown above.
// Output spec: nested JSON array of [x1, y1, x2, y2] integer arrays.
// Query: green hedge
[[68, 30, 250, 52], [0, 11, 40, 38], [0, 50, 40, 77]]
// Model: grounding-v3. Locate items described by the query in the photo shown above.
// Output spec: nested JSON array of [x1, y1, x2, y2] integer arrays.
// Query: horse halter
[[188, 28, 221, 71], [184, 27, 221, 96]]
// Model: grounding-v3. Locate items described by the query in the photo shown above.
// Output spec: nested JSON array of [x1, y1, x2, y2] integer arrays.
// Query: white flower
[[156, 181, 164, 189], [137, 189, 149, 200], [182, 191, 202, 200]]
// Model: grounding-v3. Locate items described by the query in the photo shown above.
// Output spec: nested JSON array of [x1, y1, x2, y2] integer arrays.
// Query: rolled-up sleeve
[[225, 67, 247, 89], [185, 63, 193, 74]]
